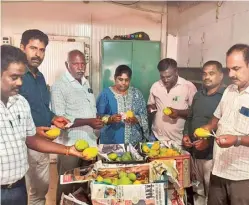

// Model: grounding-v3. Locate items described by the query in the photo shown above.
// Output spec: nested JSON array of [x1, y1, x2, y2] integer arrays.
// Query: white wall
[[176, 1, 249, 67], [2, 1, 164, 95]]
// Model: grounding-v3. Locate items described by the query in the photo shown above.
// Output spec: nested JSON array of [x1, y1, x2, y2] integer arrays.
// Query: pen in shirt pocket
[[18, 114, 21, 123], [9, 120, 13, 128]]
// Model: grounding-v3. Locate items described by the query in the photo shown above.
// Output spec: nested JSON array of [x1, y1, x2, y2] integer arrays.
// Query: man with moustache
[[19, 29, 69, 205], [147, 58, 197, 147], [51, 50, 104, 204], [0, 45, 89, 205], [200, 44, 249, 205], [182, 61, 225, 205]]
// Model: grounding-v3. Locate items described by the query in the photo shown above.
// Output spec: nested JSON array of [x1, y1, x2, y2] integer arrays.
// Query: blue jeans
[[1, 182, 27, 205]]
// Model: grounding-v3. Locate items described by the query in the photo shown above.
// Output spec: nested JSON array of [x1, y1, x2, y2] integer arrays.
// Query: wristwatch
[[234, 136, 242, 147]]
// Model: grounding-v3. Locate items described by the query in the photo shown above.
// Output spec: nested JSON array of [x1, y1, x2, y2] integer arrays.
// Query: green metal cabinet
[[101, 40, 161, 101]]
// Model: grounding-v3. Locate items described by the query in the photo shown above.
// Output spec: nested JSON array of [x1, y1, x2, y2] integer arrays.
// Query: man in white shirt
[[147, 58, 197, 147], [202, 44, 249, 205], [0, 45, 88, 205], [51, 50, 103, 204]]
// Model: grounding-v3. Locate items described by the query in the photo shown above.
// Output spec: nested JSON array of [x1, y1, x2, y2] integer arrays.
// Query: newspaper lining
[[91, 183, 166, 205]]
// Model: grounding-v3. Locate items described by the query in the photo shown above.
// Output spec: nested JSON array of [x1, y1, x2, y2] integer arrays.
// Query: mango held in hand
[[101, 116, 109, 124], [82, 147, 98, 160], [194, 128, 211, 138], [163, 107, 172, 116], [74, 139, 89, 151], [46, 127, 60, 139], [126, 110, 134, 118]]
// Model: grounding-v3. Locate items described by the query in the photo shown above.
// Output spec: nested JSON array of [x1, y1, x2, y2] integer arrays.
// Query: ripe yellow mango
[[133, 180, 142, 185], [163, 107, 172, 116], [46, 127, 60, 139], [151, 141, 160, 151], [141, 143, 150, 153], [96, 175, 103, 182], [126, 110, 134, 118], [148, 149, 159, 157], [82, 147, 98, 160], [194, 128, 211, 138], [101, 116, 109, 124]]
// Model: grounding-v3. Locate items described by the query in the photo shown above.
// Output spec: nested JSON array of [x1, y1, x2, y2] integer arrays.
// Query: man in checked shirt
[[202, 44, 249, 205], [0, 45, 90, 205]]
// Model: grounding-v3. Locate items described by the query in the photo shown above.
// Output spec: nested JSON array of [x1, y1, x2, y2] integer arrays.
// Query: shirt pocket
[[234, 111, 249, 135]]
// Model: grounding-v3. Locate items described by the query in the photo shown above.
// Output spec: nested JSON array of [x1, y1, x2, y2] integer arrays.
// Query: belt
[[1, 177, 25, 189]]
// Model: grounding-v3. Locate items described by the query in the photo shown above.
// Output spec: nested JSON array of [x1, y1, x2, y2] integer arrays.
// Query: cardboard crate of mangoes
[[140, 141, 182, 159], [94, 163, 150, 186], [98, 143, 146, 164], [140, 141, 191, 188]]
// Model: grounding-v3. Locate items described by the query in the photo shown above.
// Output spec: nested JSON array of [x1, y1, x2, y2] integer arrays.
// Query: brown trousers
[[208, 174, 249, 205]]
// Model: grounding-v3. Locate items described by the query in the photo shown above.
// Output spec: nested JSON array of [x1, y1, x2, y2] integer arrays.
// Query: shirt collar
[[65, 70, 86, 85], [176, 76, 183, 85], [231, 84, 249, 93], [0, 95, 19, 109], [25, 66, 42, 76], [159, 76, 182, 87], [201, 86, 226, 96]]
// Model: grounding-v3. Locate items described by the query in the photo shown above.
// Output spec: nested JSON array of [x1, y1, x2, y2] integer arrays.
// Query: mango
[[103, 178, 112, 185], [119, 171, 127, 178], [108, 152, 118, 161], [118, 176, 133, 185], [82, 147, 98, 159], [101, 116, 109, 124], [194, 128, 211, 138], [148, 149, 159, 158], [127, 173, 137, 181], [141, 143, 150, 153], [112, 178, 119, 186], [121, 152, 132, 161], [159, 147, 168, 154], [133, 180, 142, 185], [46, 127, 60, 139], [151, 141, 160, 151], [74, 139, 89, 151], [96, 175, 103, 182], [163, 107, 172, 116], [116, 157, 121, 161], [126, 110, 134, 118]]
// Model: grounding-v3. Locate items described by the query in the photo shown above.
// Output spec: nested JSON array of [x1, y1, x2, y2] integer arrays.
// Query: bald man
[[51, 50, 103, 204]]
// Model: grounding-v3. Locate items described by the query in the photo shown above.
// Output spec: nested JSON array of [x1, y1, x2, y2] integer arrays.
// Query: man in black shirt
[[183, 61, 225, 205]]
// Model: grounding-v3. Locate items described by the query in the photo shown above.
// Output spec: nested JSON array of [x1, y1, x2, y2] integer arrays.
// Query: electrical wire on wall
[[216, 1, 224, 21]]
